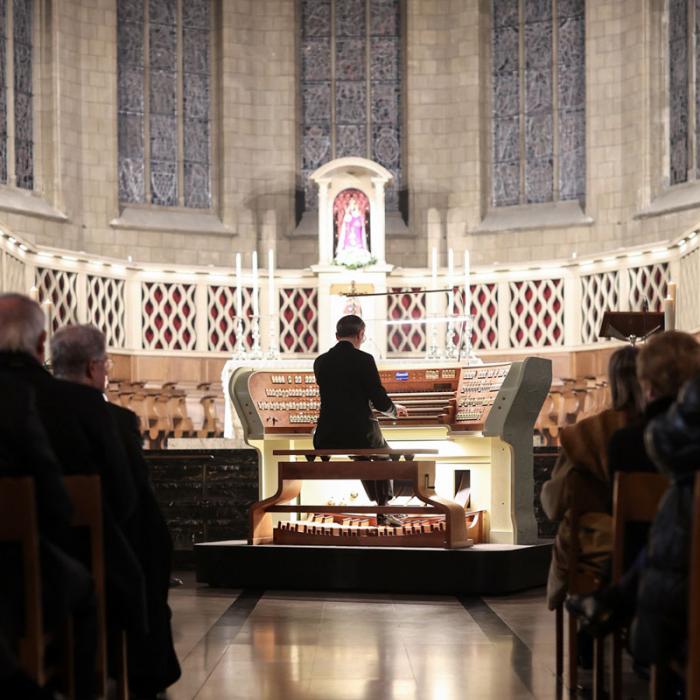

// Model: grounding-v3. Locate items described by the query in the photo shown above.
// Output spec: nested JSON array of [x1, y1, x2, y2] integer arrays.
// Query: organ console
[[230, 357, 551, 545]]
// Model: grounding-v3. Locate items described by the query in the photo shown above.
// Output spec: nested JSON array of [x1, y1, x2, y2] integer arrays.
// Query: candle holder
[[266, 315, 279, 360], [233, 315, 247, 360], [250, 313, 264, 359], [460, 315, 482, 366], [444, 315, 458, 360]]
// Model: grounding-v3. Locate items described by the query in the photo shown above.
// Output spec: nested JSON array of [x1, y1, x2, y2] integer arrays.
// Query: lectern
[[599, 311, 664, 344]]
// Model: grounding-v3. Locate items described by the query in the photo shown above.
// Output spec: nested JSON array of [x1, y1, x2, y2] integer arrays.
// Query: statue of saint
[[334, 189, 372, 267]]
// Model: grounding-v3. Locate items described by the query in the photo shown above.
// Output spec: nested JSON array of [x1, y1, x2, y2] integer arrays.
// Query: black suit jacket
[[313, 341, 395, 448], [0, 351, 136, 523], [0, 373, 72, 544]]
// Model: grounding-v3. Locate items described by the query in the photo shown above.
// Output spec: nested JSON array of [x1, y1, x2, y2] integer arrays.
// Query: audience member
[[0, 294, 147, 666], [542, 345, 643, 611], [608, 330, 700, 476], [51, 325, 181, 699], [0, 356, 97, 698]]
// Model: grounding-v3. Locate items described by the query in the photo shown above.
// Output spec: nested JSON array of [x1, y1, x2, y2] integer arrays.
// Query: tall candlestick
[[235, 253, 242, 320], [267, 249, 275, 316], [431, 247, 437, 290], [251, 251, 259, 317], [447, 248, 454, 313], [463, 250, 471, 316]]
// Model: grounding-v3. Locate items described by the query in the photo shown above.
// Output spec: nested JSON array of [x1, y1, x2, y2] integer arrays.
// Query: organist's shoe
[[377, 514, 404, 527]]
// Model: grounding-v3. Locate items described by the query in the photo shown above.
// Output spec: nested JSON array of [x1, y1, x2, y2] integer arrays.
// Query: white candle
[[463, 250, 471, 316], [235, 253, 242, 321], [29, 285, 39, 302], [431, 246, 437, 290], [252, 251, 259, 317], [668, 281, 677, 302], [267, 249, 275, 316]]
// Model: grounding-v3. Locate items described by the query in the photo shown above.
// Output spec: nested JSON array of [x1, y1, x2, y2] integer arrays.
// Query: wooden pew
[[0, 478, 44, 683], [554, 470, 607, 693], [63, 475, 129, 700], [687, 471, 700, 700], [610, 471, 669, 700]]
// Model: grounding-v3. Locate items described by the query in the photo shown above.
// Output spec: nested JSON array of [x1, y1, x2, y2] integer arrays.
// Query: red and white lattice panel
[[279, 288, 318, 354], [87, 276, 126, 348], [387, 288, 427, 354], [207, 285, 254, 352], [37, 268, 79, 332], [451, 283, 499, 350], [628, 263, 669, 312], [580, 272, 619, 344], [509, 278, 564, 347], [142, 282, 196, 350]]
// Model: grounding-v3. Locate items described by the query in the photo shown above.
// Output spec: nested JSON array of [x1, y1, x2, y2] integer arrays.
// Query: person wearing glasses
[[313, 314, 408, 526]]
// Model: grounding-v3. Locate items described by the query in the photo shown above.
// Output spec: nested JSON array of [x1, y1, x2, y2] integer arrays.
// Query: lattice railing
[[387, 287, 427, 353], [679, 248, 700, 331], [628, 262, 669, 311], [509, 279, 565, 347], [279, 287, 318, 353], [580, 271, 620, 344], [207, 285, 255, 352], [37, 268, 79, 332], [142, 282, 197, 350], [450, 283, 499, 350], [87, 276, 126, 348]]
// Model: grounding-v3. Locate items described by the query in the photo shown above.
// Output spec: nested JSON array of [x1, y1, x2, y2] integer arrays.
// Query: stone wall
[[0, 0, 699, 272]]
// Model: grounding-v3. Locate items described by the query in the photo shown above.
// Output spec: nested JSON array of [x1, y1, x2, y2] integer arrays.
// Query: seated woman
[[542, 345, 643, 611]]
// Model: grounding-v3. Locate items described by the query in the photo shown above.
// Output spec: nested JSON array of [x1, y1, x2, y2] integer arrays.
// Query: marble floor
[[166, 574, 649, 700]]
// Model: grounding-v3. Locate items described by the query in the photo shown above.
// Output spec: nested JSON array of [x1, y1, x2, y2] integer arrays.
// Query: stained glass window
[[668, 0, 700, 186], [300, 0, 403, 210], [491, 0, 585, 207], [117, 0, 211, 208], [0, 0, 34, 189]]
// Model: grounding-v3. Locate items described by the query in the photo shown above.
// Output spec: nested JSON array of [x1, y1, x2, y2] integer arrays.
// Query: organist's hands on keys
[[394, 403, 409, 417]]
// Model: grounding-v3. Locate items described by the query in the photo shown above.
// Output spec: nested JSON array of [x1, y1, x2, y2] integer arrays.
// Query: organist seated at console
[[313, 315, 408, 526]]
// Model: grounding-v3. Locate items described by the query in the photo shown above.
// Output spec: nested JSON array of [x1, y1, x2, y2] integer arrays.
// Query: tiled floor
[[166, 574, 649, 700]]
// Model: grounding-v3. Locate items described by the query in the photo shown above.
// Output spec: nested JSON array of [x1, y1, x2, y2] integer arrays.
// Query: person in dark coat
[[313, 315, 407, 524], [0, 367, 97, 698], [608, 330, 700, 478], [0, 295, 147, 647], [51, 324, 180, 699], [628, 374, 700, 669]]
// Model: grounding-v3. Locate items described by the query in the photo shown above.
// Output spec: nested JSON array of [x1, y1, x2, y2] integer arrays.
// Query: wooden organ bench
[[250, 448, 483, 549]]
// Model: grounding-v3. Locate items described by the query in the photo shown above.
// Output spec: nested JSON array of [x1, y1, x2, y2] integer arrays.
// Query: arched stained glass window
[[300, 0, 403, 211], [491, 0, 585, 207], [0, 0, 34, 190], [117, 0, 212, 208]]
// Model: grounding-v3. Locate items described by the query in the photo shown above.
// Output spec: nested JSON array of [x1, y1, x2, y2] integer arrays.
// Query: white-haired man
[[51, 324, 181, 699]]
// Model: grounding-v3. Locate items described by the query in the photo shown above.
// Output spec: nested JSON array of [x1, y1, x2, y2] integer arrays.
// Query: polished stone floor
[[166, 573, 649, 700]]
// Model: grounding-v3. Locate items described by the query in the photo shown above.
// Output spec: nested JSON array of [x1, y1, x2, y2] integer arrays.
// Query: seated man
[[0, 294, 147, 659], [0, 370, 97, 699], [51, 324, 181, 699], [313, 315, 408, 525]]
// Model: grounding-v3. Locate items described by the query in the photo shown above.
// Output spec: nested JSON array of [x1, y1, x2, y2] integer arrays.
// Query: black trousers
[[356, 421, 394, 506]]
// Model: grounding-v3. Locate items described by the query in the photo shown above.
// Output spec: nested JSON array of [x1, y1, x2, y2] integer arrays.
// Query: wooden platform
[[194, 540, 552, 595]]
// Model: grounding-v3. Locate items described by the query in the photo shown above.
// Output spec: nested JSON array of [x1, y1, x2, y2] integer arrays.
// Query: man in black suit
[[313, 315, 407, 524], [51, 324, 180, 700], [0, 311, 97, 699], [0, 294, 147, 676]]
